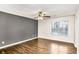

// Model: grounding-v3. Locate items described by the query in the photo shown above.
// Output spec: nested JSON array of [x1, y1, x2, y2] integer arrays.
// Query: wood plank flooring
[[0, 38, 77, 54]]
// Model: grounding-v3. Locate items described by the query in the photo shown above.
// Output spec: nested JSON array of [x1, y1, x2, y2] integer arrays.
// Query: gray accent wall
[[0, 11, 38, 47]]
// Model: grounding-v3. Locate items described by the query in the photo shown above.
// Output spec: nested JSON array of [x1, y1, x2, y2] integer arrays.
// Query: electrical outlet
[[1, 41, 5, 45]]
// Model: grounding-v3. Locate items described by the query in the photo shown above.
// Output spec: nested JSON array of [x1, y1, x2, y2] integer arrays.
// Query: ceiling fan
[[35, 11, 51, 20]]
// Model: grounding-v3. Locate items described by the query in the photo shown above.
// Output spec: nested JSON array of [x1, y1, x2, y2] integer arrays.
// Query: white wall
[[75, 9, 79, 53], [38, 16, 75, 43]]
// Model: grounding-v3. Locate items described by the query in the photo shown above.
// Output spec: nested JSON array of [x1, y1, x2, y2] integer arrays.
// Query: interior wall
[[38, 16, 75, 43], [75, 9, 79, 53], [0, 11, 38, 47]]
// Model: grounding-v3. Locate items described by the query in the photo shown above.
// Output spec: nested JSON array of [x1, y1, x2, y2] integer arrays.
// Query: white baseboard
[[0, 37, 37, 49], [0, 37, 75, 50]]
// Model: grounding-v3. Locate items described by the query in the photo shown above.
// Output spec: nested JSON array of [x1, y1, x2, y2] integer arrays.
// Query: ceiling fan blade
[[44, 16, 51, 18]]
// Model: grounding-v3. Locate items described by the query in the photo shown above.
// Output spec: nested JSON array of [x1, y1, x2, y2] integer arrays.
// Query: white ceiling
[[0, 4, 79, 19]]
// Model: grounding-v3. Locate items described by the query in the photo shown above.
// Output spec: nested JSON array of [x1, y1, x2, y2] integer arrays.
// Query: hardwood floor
[[0, 38, 77, 54]]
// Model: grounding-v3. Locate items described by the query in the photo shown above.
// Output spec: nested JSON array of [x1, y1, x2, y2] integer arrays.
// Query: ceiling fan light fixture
[[35, 11, 50, 20], [37, 16, 43, 20]]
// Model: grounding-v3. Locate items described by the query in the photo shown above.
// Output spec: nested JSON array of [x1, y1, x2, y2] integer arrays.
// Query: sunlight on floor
[[50, 43, 68, 54]]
